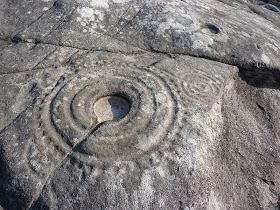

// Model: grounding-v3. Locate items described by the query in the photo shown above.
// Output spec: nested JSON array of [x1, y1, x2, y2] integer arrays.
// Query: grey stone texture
[[0, 0, 280, 209]]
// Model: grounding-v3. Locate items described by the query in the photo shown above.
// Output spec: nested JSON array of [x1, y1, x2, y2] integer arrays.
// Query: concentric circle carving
[[31, 64, 177, 168], [180, 69, 222, 104], [27, 62, 223, 177]]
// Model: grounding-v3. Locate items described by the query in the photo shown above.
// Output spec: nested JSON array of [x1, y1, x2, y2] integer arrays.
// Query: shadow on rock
[[238, 67, 280, 90]]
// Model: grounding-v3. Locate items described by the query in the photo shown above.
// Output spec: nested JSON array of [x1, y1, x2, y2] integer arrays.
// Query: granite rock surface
[[0, 0, 280, 209]]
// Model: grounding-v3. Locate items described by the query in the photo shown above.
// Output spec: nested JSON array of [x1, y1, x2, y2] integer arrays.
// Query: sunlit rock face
[[0, 0, 280, 209]]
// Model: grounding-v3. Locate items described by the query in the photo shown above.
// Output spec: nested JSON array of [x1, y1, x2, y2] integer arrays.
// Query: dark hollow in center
[[94, 96, 130, 122]]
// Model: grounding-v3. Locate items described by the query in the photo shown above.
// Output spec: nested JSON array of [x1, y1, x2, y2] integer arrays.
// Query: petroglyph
[[21, 58, 232, 210], [26, 62, 185, 177], [26, 60, 226, 180], [180, 69, 222, 104], [1, 0, 280, 208]]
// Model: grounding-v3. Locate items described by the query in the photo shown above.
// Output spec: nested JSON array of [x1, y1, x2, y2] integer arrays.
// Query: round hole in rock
[[94, 96, 130, 123], [201, 24, 220, 35]]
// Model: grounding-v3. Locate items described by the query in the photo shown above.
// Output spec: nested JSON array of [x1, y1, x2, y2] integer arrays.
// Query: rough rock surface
[[0, 0, 280, 209]]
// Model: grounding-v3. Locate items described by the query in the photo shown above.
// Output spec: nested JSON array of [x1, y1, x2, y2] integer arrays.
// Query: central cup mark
[[201, 23, 220, 35], [94, 96, 130, 123]]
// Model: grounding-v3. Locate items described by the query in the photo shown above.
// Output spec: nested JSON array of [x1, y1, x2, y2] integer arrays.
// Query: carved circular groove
[[94, 96, 130, 122], [180, 69, 222, 104], [27, 62, 225, 177], [31, 65, 180, 166]]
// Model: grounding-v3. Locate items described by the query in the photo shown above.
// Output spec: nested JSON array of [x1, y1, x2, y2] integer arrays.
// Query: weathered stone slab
[[1, 0, 279, 71], [0, 42, 84, 74], [0, 66, 69, 131], [1, 0, 280, 209], [115, 0, 280, 69], [0, 54, 237, 209]]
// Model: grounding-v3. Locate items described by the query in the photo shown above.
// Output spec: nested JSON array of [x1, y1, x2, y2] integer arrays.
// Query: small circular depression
[[94, 96, 130, 122], [201, 24, 220, 35]]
